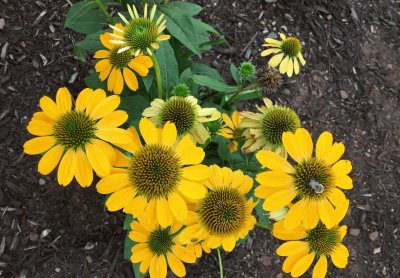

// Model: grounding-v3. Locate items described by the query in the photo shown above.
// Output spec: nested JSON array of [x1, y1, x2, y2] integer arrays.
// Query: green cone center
[[148, 228, 173, 256], [109, 48, 132, 69], [160, 98, 196, 136], [306, 222, 340, 256], [281, 37, 302, 58], [124, 18, 158, 51]]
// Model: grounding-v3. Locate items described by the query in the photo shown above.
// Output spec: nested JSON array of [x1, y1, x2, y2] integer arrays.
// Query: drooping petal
[[96, 173, 131, 194], [182, 165, 210, 181], [85, 141, 111, 177], [269, 53, 284, 68], [263, 188, 297, 211], [256, 150, 295, 173], [123, 67, 139, 91], [276, 241, 309, 256], [75, 148, 93, 187], [38, 144, 64, 175], [39, 96, 61, 120], [56, 87, 72, 113], [167, 253, 186, 277], [312, 255, 327, 278], [168, 192, 188, 222], [318, 199, 336, 229], [284, 199, 306, 230], [24, 136, 56, 155], [57, 148, 77, 186], [256, 171, 294, 187], [105, 187, 135, 211], [291, 252, 315, 277]]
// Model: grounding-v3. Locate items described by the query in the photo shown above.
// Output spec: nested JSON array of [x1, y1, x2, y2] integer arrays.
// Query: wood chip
[[350, 228, 360, 236], [0, 18, 5, 30], [1, 42, 9, 59], [356, 204, 372, 211], [373, 247, 381, 254], [369, 231, 379, 241]]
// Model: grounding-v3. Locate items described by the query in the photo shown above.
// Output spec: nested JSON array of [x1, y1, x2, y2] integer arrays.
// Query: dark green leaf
[[75, 31, 104, 53], [191, 63, 222, 80], [167, 1, 203, 16], [155, 41, 179, 92], [213, 136, 231, 162], [123, 214, 134, 230], [230, 64, 239, 84], [119, 95, 150, 122], [65, 0, 108, 34], [192, 75, 238, 93], [84, 71, 107, 90]]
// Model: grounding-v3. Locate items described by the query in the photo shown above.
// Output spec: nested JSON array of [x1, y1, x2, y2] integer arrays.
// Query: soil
[[0, 0, 399, 277]]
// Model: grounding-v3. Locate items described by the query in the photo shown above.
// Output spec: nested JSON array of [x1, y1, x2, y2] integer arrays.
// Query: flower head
[[129, 209, 197, 278], [239, 98, 300, 155], [255, 128, 353, 230], [96, 118, 210, 226], [257, 65, 283, 94], [273, 204, 349, 278], [219, 111, 243, 153], [142, 96, 221, 144], [94, 23, 153, 95], [261, 33, 306, 77], [23, 88, 134, 187], [239, 61, 256, 79], [179, 165, 257, 252], [110, 4, 170, 55]]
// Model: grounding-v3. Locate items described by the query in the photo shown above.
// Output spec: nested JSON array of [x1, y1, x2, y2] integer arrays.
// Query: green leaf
[[230, 64, 240, 84], [119, 95, 150, 122], [84, 71, 107, 90], [73, 45, 86, 62], [65, 1, 108, 35], [227, 89, 262, 102], [75, 31, 104, 53], [191, 63, 222, 81], [123, 214, 134, 230], [167, 1, 203, 16], [155, 41, 179, 92], [213, 136, 231, 162], [192, 75, 238, 93]]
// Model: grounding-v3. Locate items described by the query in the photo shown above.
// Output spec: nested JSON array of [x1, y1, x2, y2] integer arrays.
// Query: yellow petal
[[293, 57, 300, 74], [324, 142, 345, 165], [282, 251, 309, 273], [335, 199, 349, 226], [38, 144, 64, 175], [178, 180, 207, 200], [172, 246, 196, 263], [100, 33, 113, 49], [318, 199, 335, 229], [168, 192, 188, 222], [222, 235, 236, 252], [85, 141, 111, 177], [130, 243, 150, 263], [316, 132, 333, 159], [279, 56, 290, 74], [284, 199, 306, 230], [331, 244, 349, 268], [107, 67, 118, 92], [312, 255, 327, 278], [162, 121, 177, 147], [85, 89, 106, 115], [334, 175, 353, 189], [24, 136, 56, 155], [182, 165, 210, 181], [303, 201, 319, 229], [263, 188, 297, 211], [273, 221, 307, 241], [256, 150, 295, 173], [113, 68, 124, 95], [276, 241, 309, 256], [95, 58, 111, 72], [157, 198, 173, 228], [90, 95, 120, 120], [177, 145, 205, 165], [106, 187, 135, 211], [328, 188, 347, 208], [96, 110, 128, 129], [298, 53, 306, 65], [123, 67, 139, 91], [287, 58, 294, 77], [167, 253, 186, 277], [75, 148, 93, 187], [157, 34, 171, 41], [57, 148, 77, 186], [291, 252, 315, 277], [261, 48, 281, 57], [282, 128, 312, 163], [269, 53, 284, 68], [139, 117, 158, 144], [129, 57, 151, 77], [95, 128, 132, 144], [75, 88, 93, 111], [332, 160, 352, 176], [39, 96, 61, 120], [27, 120, 53, 136], [123, 195, 147, 217], [157, 255, 168, 278], [56, 87, 72, 113], [96, 173, 131, 194], [256, 171, 294, 187], [99, 64, 113, 81], [222, 113, 234, 129], [94, 49, 110, 59]]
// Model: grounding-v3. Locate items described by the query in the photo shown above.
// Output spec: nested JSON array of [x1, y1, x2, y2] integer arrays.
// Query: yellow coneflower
[[23, 88, 134, 187], [142, 96, 221, 144], [273, 200, 350, 277], [219, 111, 243, 153], [96, 118, 210, 227], [129, 209, 196, 278], [255, 128, 353, 230], [109, 4, 170, 56], [239, 98, 300, 156], [94, 23, 153, 95], [261, 33, 306, 77], [179, 165, 257, 252]]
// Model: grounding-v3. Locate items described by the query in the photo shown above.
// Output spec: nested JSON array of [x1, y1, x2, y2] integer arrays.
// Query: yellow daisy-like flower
[[273, 201, 350, 278], [239, 98, 300, 155], [179, 165, 257, 252], [109, 4, 170, 55], [255, 128, 353, 230], [129, 209, 196, 278], [219, 111, 243, 153], [23, 88, 134, 187], [94, 23, 153, 95], [96, 118, 210, 227], [261, 33, 306, 77], [142, 96, 221, 144]]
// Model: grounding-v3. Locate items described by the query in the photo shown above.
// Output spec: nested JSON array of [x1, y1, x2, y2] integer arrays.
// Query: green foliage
[[155, 41, 179, 93], [192, 75, 238, 93]]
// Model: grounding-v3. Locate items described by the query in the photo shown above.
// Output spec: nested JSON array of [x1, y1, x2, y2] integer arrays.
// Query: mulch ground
[[1, 0, 399, 277]]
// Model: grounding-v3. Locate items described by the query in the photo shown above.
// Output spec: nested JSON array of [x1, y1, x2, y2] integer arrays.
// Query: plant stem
[[255, 222, 273, 230], [164, 0, 169, 4], [226, 81, 261, 105], [217, 249, 224, 278], [150, 51, 163, 99], [94, 0, 112, 21]]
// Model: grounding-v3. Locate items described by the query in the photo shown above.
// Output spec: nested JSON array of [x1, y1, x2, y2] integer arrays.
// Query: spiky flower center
[[53, 111, 96, 149], [199, 187, 247, 236], [109, 48, 132, 69], [124, 18, 158, 51], [306, 222, 340, 256], [293, 158, 333, 200], [261, 106, 300, 146], [148, 228, 173, 256], [239, 61, 256, 78], [172, 83, 191, 97], [129, 144, 181, 200], [160, 98, 196, 136], [258, 66, 283, 94], [281, 37, 302, 58]]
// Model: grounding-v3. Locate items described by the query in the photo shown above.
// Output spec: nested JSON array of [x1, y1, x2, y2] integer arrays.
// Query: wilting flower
[[273, 200, 350, 277], [261, 33, 306, 77], [109, 4, 170, 55], [255, 128, 353, 230], [219, 111, 243, 153], [96, 118, 210, 226], [94, 23, 153, 95], [179, 165, 257, 252], [239, 98, 300, 155], [257, 65, 283, 94], [23, 88, 133, 187], [142, 96, 221, 144], [129, 209, 196, 278]]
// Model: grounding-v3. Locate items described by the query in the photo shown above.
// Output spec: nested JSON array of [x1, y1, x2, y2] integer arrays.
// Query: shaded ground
[[1, 0, 399, 277]]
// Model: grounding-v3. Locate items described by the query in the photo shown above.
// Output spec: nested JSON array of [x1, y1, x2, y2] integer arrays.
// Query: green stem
[[150, 51, 163, 99], [94, 0, 112, 21], [226, 81, 261, 105], [217, 249, 224, 278], [256, 222, 273, 230], [164, 0, 169, 4]]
